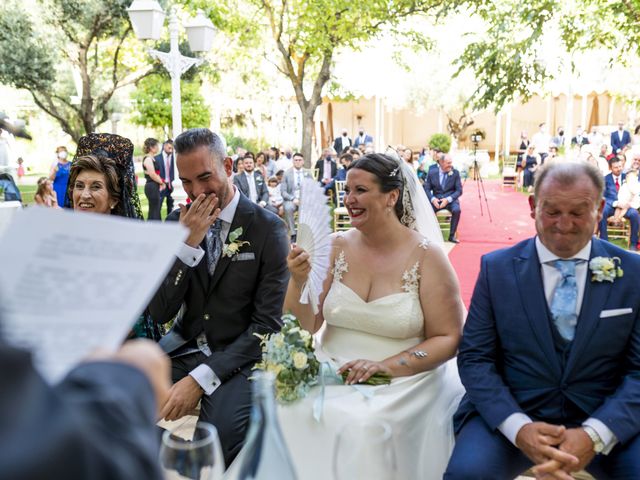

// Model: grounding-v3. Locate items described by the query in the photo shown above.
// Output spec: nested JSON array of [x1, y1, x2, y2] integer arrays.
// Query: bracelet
[[408, 350, 428, 358]]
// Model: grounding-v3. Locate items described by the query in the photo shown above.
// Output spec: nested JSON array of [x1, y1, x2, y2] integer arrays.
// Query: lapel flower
[[222, 227, 250, 258], [589, 256, 623, 282], [448, 170, 453, 176]]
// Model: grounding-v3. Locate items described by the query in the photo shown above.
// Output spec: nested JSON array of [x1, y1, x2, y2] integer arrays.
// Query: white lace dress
[[277, 241, 465, 479]]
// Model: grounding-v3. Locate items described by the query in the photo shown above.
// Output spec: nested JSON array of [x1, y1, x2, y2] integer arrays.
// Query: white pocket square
[[232, 252, 255, 262], [599, 308, 633, 318]]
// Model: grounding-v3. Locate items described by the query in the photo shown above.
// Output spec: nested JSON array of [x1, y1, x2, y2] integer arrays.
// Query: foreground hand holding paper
[[0, 207, 187, 383]]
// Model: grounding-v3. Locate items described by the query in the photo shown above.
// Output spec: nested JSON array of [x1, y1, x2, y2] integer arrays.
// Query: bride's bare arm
[[283, 235, 341, 334], [340, 243, 463, 384]]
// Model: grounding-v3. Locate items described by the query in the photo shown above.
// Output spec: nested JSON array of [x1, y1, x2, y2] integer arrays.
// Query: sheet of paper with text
[[0, 207, 187, 383]]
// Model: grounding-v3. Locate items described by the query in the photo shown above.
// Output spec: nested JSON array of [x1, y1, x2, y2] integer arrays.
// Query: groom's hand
[[160, 376, 204, 421], [179, 193, 220, 248], [516, 423, 578, 470]]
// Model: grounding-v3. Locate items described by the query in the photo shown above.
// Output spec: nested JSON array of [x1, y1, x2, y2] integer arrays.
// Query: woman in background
[[50, 146, 71, 206], [142, 137, 165, 220]]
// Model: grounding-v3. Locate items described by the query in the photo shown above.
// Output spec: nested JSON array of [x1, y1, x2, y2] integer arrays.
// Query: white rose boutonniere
[[222, 227, 250, 258], [447, 170, 453, 176], [589, 256, 623, 282]]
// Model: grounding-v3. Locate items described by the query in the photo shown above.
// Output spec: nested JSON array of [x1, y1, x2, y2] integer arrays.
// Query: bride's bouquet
[[254, 313, 391, 404]]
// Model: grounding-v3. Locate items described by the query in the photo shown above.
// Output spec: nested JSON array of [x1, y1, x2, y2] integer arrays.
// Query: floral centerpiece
[[254, 313, 390, 404]]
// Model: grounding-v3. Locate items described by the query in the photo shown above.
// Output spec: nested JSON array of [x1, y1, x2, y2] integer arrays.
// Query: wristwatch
[[582, 425, 604, 454]]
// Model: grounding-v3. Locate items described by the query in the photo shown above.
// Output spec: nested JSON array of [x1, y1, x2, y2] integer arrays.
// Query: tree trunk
[[300, 108, 315, 168]]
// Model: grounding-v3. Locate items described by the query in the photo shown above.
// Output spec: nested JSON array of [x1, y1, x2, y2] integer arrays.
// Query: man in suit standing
[[423, 153, 462, 243], [149, 128, 289, 466], [156, 139, 175, 215], [445, 162, 640, 479], [1, 337, 170, 479], [353, 128, 373, 148], [611, 121, 632, 154], [233, 153, 278, 215], [282, 152, 313, 238], [598, 156, 639, 251], [333, 128, 352, 155], [571, 126, 590, 147], [314, 147, 338, 189]]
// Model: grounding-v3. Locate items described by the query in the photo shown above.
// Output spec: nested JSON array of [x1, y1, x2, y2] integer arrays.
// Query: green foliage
[[130, 75, 211, 134], [447, 0, 640, 110], [428, 133, 452, 153], [222, 133, 261, 155], [0, 0, 150, 142]]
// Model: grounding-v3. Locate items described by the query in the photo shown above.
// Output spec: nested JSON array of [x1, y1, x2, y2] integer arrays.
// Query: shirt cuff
[[176, 242, 205, 267], [189, 364, 222, 396], [446, 196, 453, 203], [583, 418, 618, 455], [613, 200, 619, 208], [498, 413, 533, 446]]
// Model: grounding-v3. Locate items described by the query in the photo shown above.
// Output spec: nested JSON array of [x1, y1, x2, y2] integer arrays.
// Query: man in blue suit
[[423, 153, 462, 243], [599, 156, 639, 251], [353, 128, 373, 148], [445, 162, 640, 479], [156, 139, 175, 215], [611, 122, 631, 154]]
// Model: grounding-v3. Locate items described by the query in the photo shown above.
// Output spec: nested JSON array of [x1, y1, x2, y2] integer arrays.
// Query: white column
[[581, 94, 588, 130], [379, 98, 386, 150], [374, 96, 381, 151], [608, 96, 616, 125], [504, 103, 512, 159], [565, 91, 574, 149], [546, 96, 553, 128], [494, 110, 502, 163]]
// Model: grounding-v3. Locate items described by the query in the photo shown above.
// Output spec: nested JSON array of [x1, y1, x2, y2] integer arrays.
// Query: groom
[[149, 128, 289, 466], [445, 162, 640, 478]]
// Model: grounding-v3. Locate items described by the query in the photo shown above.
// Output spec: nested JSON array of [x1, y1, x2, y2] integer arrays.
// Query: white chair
[[333, 180, 350, 232]]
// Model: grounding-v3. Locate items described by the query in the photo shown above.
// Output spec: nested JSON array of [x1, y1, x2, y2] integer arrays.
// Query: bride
[[280, 152, 465, 479]]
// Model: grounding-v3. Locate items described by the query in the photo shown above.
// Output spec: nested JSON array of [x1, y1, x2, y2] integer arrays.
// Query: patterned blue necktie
[[550, 259, 579, 341], [205, 219, 223, 276]]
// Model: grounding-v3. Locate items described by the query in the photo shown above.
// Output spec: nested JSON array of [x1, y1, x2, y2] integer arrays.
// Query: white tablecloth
[[0, 201, 22, 238]]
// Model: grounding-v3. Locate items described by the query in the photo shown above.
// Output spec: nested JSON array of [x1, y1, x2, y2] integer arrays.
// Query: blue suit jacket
[[423, 167, 462, 203], [155, 152, 175, 191], [353, 134, 373, 147], [603, 172, 625, 209], [455, 237, 640, 445], [611, 130, 631, 153]]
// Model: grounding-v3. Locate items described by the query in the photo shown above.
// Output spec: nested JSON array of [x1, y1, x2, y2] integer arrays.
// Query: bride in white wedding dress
[[279, 153, 465, 479]]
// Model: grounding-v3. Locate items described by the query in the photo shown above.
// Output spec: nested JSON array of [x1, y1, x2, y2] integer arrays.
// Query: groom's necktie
[[550, 259, 579, 341], [205, 219, 223, 276]]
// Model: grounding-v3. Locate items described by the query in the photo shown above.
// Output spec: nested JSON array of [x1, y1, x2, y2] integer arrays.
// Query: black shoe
[[448, 237, 460, 244]]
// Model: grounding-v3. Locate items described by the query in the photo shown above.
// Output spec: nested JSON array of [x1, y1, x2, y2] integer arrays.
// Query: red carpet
[[448, 179, 536, 307]]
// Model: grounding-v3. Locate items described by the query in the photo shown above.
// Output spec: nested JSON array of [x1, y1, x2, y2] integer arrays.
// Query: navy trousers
[[432, 200, 461, 239], [445, 415, 640, 479], [599, 204, 639, 248]]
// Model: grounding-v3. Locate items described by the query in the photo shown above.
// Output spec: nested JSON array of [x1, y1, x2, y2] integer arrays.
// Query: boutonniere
[[222, 227, 250, 258], [447, 171, 453, 176], [589, 256, 623, 282]]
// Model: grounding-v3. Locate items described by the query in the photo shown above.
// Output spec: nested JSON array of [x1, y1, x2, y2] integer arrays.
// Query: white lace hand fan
[[296, 176, 332, 314]]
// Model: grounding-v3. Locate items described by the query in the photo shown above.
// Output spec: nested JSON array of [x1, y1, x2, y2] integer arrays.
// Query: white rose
[[292, 351, 308, 370]]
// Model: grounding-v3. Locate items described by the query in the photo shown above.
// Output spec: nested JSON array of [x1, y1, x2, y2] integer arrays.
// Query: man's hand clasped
[[515, 422, 597, 479]]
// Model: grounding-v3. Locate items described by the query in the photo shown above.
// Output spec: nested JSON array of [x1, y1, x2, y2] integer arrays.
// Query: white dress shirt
[[163, 151, 172, 185], [245, 171, 258, 203], [174, 187, 241, 395], [498, 238, 617, 453]]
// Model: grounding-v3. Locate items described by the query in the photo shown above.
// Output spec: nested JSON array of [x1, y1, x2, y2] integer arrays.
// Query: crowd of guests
[[514, 120, 640, 250]]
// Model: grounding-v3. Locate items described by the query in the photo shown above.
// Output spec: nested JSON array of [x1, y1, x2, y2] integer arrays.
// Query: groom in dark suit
[[445, 162, 640, 479], [149, 128, 289, 466], [423, 153, 462, 243]]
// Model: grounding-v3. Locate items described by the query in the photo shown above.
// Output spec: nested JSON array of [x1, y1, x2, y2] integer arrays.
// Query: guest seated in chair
[[446, 161, 640, 479], [599, 156, 639, 251], [423, 153, 463, 243], [324, 152, 353, 196]]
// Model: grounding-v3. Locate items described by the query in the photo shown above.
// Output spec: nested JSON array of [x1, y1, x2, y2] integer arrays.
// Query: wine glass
[[332, 419, 397, 480], [160, 422, 225, 480]]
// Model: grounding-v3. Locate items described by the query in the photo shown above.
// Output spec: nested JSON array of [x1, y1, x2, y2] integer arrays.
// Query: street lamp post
[[127, 1, 215, 136]]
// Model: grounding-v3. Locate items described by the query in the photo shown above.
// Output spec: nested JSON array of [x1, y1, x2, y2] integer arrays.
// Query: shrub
[[428, 133, 451, 153]]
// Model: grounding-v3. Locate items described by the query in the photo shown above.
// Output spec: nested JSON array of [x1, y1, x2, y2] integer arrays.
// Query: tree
[[0, 0, 151, 143], [130, 75, 210, 136], [447, 0, 640, 110], [186, 0, 441, 164]]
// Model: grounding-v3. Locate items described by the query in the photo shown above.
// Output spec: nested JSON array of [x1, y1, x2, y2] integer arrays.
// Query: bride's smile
[[344, 168, 399, 229]]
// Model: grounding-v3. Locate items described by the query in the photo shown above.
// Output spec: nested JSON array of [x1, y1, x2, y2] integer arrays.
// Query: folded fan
[[296, 177, 332, 314]]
